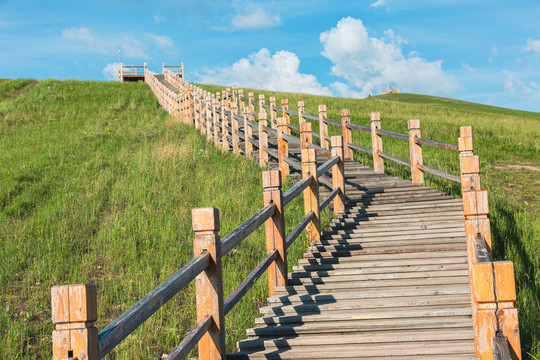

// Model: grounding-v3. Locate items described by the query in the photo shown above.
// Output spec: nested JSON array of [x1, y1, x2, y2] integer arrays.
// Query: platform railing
[[118, 63, 146, 81]]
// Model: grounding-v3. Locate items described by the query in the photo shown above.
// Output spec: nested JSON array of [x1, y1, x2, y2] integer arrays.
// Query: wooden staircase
[[227, 162, 477, 359], [149, 73, 479, 359]]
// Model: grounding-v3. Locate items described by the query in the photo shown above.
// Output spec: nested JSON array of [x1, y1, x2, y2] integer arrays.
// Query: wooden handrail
[[317, 155, 340, 177], [283, 175, 313, 206], [97, 251, 211, 357], [221, 203, 275, 256], [224, 250, 278, 314]]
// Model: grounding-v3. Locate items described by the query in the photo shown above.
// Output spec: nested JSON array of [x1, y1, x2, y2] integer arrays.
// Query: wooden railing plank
[[98, 252, 210, 357]]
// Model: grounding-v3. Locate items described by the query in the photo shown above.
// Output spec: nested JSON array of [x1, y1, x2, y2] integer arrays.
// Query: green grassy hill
[[1, 79, 538, 358], [0, 79, 324, 358], [199, 85, 539, 359]]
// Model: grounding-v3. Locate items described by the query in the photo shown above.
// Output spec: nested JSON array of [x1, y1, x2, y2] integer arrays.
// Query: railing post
[[51, 284, 98, 360], [459, 126, 521, 360], [259, 94, 265, 116], [221, 100, 228, 150], [189, 84, 195, 126], [408, 119, 424, 184], [331, 136, 346, 215], [300, 121, 312, 150], [231, 102, 240, 154], [298, 101, 305, 126], [162, 62, 165, 73], [200, 90, 206, 135], [194, 90, 201, 130], [319, 105, 329, 150], [341, 109, 353, 159], [221, 90, 227, 109], [119, 62, 123, 82], [277, 117, 289, 181], [248, 92, 254, 121], [262, 170, 287, 297], [192, 207, 226, 360], [238, 89, 244, 117], [269, 97, 277, 129], [259, 112, 269, 167], [245, 107, 253, 158], [302, 149, 320, 246], [206, 94, 213, 142], [370, 112, 384, 173], [282, 99, 291, 135], [232, 85, 237, 105], [212, 96, 219, 146]]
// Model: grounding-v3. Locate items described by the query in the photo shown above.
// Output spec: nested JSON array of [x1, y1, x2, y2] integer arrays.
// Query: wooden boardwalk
[[230, 168, 476, 359], [48, 67, 521, 360], [151, 74, 478, 359]]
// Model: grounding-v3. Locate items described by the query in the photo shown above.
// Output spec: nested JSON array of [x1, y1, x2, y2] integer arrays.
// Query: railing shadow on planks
[[51, 65, 521, 360]]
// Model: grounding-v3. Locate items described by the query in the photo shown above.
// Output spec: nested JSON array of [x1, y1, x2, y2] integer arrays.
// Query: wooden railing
[[51, 70, 346, 359], [163, 62, 184, 79], [118, 63, 146, 81], [51, 66, 521, 360], [170, 73, 522, 360]]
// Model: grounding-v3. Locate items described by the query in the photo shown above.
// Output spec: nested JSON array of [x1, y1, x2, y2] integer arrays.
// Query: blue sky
[[1, 0, 540, 112]]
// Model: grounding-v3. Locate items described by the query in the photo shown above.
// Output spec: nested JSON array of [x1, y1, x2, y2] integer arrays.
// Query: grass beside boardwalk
[[0, 80, 332, 358], [200, 85, 540, 359]]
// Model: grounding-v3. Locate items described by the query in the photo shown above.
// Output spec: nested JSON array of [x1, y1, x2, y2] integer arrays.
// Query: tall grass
[[199, 85, 540, 359], [0, 80, 332, 358]]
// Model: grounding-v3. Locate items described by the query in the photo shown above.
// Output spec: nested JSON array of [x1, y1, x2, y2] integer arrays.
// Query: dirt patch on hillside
[[494, 164, 540, 172]]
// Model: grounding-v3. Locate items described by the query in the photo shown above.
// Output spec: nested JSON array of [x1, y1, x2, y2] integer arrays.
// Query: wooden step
[[287, 269, 469, 285], [229, 342, 476, 359], [238, 328, 475, 350], [274, 277, 470, 295], [268, 284, 470, 305], [290, 262, 469, 278], [259, 294, 472, 316], [246, 316, 473, 336]]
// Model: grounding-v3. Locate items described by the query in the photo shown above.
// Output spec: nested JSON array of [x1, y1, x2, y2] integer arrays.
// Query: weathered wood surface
[[151, 75, 477, 359]]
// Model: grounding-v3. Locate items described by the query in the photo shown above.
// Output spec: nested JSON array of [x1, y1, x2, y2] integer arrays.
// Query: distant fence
[[50, 64, 521, 360]]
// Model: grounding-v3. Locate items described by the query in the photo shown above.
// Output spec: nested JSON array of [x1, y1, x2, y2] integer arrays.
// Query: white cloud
[[154, 15, 166, 24], [525, 38, 540, 58], [489, 45, 497, 63], [231, 7, 281, 30], [198, 48, 331, 96], [320, 17, 458, 98], [370, 0, 388, 8], [146, 34, 174, 51], [102, 62, 120, 81], [119, 36, 147, 58], [61, 27, 148, 58], [460, 61, 476, 74], [504, 71, 540, 101], [61, 27, 95, 47]]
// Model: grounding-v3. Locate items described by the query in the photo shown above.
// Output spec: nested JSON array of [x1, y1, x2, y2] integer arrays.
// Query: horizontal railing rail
[[98, 251, 210, 357]]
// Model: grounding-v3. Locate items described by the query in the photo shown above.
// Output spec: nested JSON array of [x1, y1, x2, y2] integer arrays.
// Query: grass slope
[[0, 80, 330, 358], [199, 85, 540, 359]]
